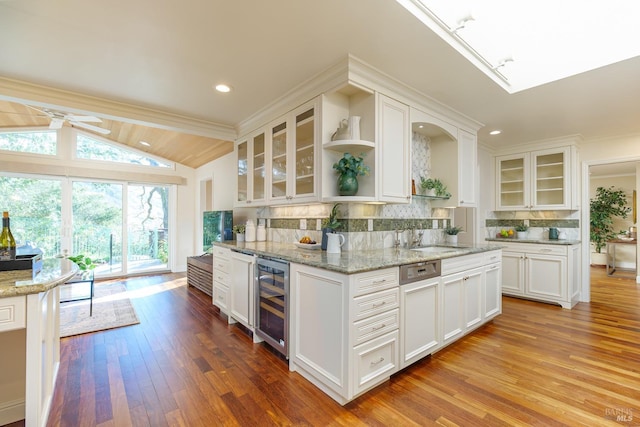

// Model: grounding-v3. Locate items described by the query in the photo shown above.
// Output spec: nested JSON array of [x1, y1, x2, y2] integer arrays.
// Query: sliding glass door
[[72, 181, 124, 275], [0, 173, 171, 277]]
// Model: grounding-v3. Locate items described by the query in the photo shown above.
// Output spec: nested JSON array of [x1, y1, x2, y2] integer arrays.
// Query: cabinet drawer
[[0, 295, 26, 332], [213, 246, 230, 260], [214, 259, 230, 274], [213, 283, 229, 311], [484, 250, 502, 265], [352, 268, 398, 297], [353, 330, 398, 394], [351, 288, 399, 322], [352, 308, 399, 346], [442, 253, 485, 275], [501, 242, 567, 256], [214, 269, 230, 286]]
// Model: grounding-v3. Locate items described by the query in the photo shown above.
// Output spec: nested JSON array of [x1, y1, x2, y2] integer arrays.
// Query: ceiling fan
[[25, 105, 111, 135]]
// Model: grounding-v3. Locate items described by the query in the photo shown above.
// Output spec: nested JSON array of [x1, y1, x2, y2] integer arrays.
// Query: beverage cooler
[[254, 256, 289, 357]]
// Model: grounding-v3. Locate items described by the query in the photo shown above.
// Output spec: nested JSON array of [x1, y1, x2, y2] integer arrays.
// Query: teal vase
[[338, 174, 358, 196]]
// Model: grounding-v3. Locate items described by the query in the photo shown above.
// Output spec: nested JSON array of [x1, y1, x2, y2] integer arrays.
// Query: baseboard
[[0, 398, 25, 426]]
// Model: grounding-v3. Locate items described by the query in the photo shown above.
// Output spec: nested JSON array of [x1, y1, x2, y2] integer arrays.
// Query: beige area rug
[[59, 282, 140, 338]]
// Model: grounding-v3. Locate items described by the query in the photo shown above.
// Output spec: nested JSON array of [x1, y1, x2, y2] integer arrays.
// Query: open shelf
[[323, 139, 375, 153]]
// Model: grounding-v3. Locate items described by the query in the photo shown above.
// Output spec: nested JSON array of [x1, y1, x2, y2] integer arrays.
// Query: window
[[0, 130, 57, 155], [76, 134, 172, 168]]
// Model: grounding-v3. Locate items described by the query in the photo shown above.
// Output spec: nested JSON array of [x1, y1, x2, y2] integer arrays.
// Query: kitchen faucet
[[410, 229, 424, 248]]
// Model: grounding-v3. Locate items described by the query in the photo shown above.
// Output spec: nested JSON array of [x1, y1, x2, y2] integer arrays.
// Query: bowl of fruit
[[496, 229, 514, 239], [295, 236, 321, 250]]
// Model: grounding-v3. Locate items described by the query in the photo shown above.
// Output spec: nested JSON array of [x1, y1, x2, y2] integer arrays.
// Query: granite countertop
[[213, 241, 502, 274], [0, 258, 78, 298], [485, 237, 581, 245]]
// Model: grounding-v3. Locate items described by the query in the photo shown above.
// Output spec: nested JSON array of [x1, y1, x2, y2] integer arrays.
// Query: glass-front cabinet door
[[293, 106, 316, 200], [252, 132, 266, 203], [496, 153, 529, 210], [531, 147, 569, 209], [270, 120, 288, 202], [236, 139, 248, 205]]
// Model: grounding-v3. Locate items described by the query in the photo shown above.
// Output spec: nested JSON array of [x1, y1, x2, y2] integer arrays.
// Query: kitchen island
[[213, 241, 502, 404], [0, 258, 77, 427]]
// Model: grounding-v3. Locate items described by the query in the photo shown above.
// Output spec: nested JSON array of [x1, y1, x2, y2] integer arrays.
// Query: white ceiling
[[1, 0, 639, 151]]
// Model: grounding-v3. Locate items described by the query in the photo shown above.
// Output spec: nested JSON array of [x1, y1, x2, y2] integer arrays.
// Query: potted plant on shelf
[[419, 176, 451, 198], [333, 153, 370, 196], [444, 225, 463, 244], [321, 203, 342, 250], [515, 224, 529, 239], [590, 186, 630, 263], [233, 224, 246, 242]]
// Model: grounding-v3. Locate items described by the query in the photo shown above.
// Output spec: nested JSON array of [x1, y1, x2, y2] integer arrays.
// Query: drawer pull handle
[[372, 279, 387, 285], [371, 324, 386, 331], [371, 357, 385, 366], [372, 301, 386, 308]]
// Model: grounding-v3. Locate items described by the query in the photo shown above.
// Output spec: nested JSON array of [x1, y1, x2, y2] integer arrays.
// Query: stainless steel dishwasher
[[254, 256, 289, 357]]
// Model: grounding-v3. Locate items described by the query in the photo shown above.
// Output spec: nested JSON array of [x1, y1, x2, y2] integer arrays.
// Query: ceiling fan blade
[[49, 118, 64, 129], [71, 121, 111, 135], [65, 115, 102, 123]]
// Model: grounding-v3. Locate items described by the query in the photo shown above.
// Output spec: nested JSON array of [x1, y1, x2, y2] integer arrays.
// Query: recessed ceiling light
[[489, 130, 501, 135], [139, 141, 151, 147], [215, 84, 232, 93]]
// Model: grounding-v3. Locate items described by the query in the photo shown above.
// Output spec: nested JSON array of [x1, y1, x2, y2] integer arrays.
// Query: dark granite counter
[[0, 258, 78, 298], [213, 241, 502, 274]]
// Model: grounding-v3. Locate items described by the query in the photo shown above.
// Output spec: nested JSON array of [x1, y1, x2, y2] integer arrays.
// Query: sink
[[411, 246, 456, 253]]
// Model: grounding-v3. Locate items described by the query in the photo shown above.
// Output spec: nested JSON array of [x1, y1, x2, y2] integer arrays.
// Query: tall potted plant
[[590, 186, 630, 256], [333, 153, 370, 196]]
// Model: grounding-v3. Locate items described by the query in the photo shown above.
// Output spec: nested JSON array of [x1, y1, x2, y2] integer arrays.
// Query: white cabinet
[[212, 246, 231, 313], [496, 146, 577, 210], [377, 94, 411, 203], [235, 130, 267, 207], [484, 259, 502, 319], [411, 107, 478, 208], [229, 251, 255, 329], [268, 99, 319, 205], [289, 263, 399, 404], [399, 277, 440, 369], [500, 242, 580, 309]]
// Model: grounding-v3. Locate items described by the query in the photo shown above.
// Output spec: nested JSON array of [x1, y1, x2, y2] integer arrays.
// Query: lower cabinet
[[401, 251, 502, 370], [290, 250, 502, 405], [500, 242, 580, 309], [289, 263, 399, 404], [229, 251, 255, 329]]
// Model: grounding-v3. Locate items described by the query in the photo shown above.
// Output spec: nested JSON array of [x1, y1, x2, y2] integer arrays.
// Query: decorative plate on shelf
[[294, 242, 321, 250]]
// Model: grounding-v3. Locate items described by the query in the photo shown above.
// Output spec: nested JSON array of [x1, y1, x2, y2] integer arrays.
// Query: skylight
[[397, 0, 640, 93]]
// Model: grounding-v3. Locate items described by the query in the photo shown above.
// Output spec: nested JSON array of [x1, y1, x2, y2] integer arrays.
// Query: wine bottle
[[0, 211, 17, 261]]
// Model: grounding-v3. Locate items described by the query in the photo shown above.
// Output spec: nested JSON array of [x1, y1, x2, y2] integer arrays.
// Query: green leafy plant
[[515, 224, 529, 232], [67, 254, 96, 270], [321, 203, 342, 230], [590, 186, 631, 253], [233, 224, 245, 234], [333, 153, 370, 177], [445, 225, 463, 235], [419, 176, 451, 197]]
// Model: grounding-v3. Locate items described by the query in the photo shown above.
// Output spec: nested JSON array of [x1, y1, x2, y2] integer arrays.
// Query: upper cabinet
[[496, 145, 577, 210], [411, 107, 477, 208], [377, 94, 411, 203], [235, 130, 267, 207], [269, 99, 319, 205]]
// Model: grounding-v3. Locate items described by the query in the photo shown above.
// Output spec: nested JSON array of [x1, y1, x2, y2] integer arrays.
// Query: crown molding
[[0, 76, 236, 141]]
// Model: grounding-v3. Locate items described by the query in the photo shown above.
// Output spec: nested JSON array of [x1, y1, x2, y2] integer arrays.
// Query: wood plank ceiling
[[0, 100, 234, 169]]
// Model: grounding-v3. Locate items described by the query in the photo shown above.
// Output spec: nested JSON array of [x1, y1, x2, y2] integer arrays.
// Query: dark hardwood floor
[[34, 267, 640, 426]]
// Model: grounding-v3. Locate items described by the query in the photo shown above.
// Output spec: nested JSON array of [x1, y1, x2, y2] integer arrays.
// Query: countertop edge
[[485, 238, 581, 245], [0, 262, 78, 298], [213, 241, 503, 274]]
